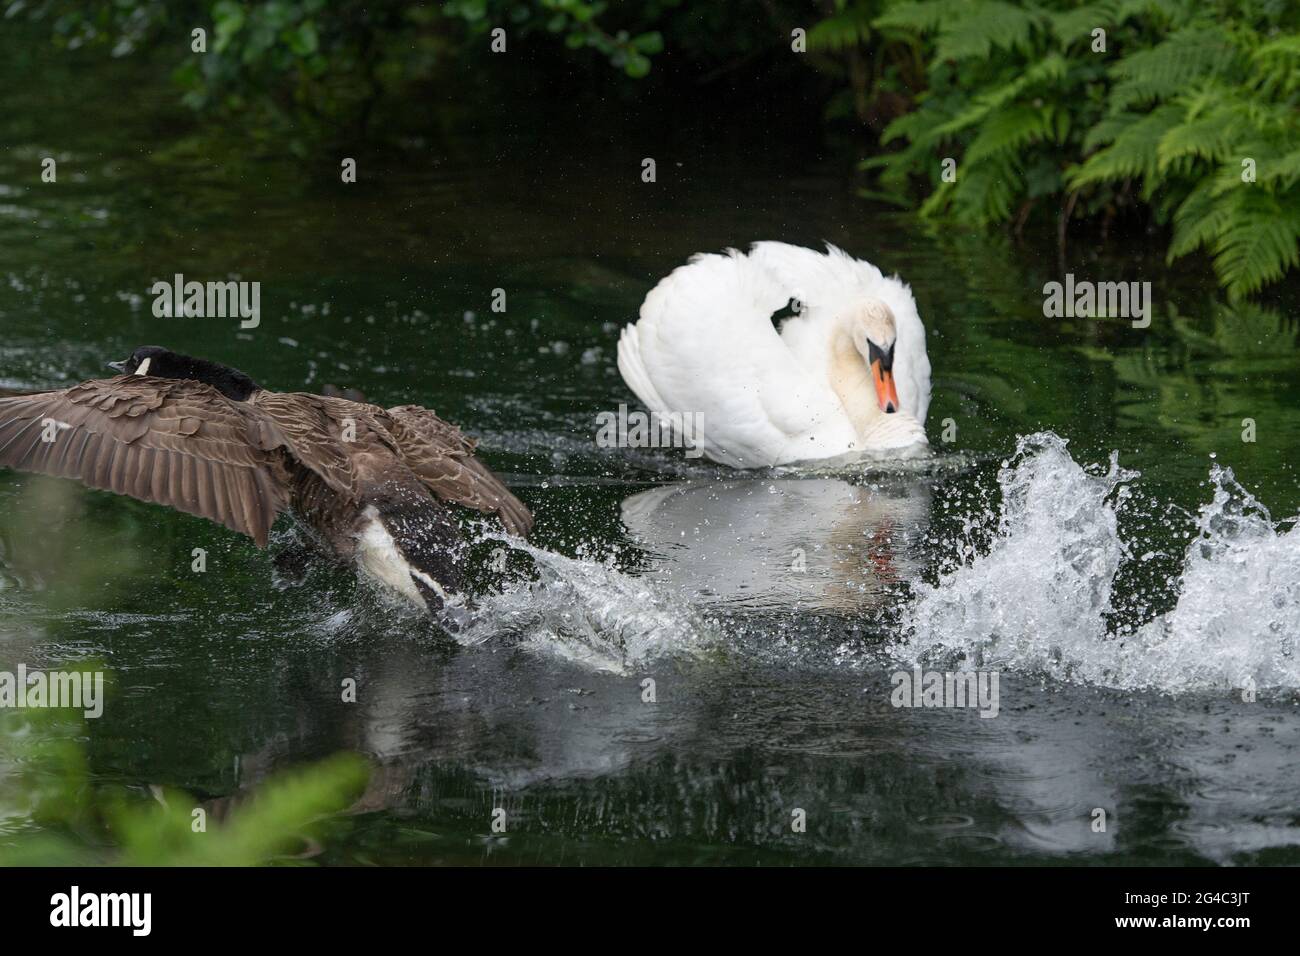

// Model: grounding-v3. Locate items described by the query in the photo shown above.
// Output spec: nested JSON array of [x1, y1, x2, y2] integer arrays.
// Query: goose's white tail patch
[[355, 505, 449, 608]]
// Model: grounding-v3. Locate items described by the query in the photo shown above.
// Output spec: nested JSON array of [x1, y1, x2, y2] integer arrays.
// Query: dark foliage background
[[19, 0, 1300, 295]]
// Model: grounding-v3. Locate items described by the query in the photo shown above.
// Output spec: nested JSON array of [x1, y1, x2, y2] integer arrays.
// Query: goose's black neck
[[189, 357, 260, 401], [157, 352, 261, 401]]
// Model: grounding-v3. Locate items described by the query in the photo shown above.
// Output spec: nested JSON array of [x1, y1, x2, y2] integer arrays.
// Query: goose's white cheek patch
[[133, 357, 152, 375]]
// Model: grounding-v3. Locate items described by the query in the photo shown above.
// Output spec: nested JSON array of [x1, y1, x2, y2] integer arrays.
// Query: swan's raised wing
[[749, 241, 932, 423], [618, 250, 857, 468]]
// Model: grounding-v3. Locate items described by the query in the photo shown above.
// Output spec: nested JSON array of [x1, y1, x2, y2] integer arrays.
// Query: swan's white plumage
[[748, 242, 932, 423], [620, 249, 858, 468], [617, 242, 932, 468]]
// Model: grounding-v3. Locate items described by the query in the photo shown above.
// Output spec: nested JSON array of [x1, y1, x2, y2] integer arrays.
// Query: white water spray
[[898, 432, 1300, 693]]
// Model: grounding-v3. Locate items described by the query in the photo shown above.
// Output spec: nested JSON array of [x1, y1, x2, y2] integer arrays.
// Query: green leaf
[[286, 21, 318, 57], [212, 1, 245, 54], [631, 31, 662, 55], [624, 52, 650, 78]]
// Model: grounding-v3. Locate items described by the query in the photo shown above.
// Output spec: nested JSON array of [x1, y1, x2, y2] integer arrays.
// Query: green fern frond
[[808, 1, 876, 52], [881, 106, 948, 148], [965, 104, 1056, 163], [1206, 148, 1261, 197], [917, 176, 958, 217], [875, 0, 1043, 60], [1258, 149, 1300, 189], [1252, 30, 1300, 91], [1049, 1, 1119, 47], [1167, 178, 1234, 260], [1232, 96, 1299, 132], [1254, 35, 1300, 59], [859, 0, 1300, 296], [932, 153, 1022, 224], [856, 187, 913, 207], [1211, 190, 1300, 298], [933, 54, 1070, 136], [1109, 27, 1239, 110], [874, 0, 973, 34], [873, 98, 963, 188], [1113, 0, 1177, 21], [1069, 104, 1183, 188], [1083, 111, 1138, 151], [1155, 105, 1246, 170], [934, 2, 1043, 60]]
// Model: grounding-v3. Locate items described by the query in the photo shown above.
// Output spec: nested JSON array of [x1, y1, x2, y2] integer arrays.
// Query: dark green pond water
[[2, 29, 1299, 865]]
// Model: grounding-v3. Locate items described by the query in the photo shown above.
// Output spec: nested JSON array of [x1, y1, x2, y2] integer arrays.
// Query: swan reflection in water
[[620, 476, 932, 612]]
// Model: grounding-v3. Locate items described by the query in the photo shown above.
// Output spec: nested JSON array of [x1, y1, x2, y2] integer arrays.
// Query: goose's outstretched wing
[[0, 377, 289, 545], [617, 249, 857, 467], [245, 391, 366, 500], [749, 241, 932, 423], [380, 404, 533, 536]]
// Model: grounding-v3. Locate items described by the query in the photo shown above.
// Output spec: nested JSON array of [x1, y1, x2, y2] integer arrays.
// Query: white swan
[[617, 242, 931, 468]]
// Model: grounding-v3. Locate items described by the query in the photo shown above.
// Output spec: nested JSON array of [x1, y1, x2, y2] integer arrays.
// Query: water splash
[[1123, 468, 1300, 691], [898, 432, 1300, 693], [364, 432, 1299, 692], [459, 536, 713, 675]]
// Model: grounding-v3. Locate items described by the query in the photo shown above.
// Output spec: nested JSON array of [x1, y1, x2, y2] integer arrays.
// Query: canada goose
[[0, 346, 532, 621], [617, 242, 931, 467]]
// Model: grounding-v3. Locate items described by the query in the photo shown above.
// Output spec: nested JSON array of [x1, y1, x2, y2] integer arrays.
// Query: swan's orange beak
[[871, 359, 900, 414]]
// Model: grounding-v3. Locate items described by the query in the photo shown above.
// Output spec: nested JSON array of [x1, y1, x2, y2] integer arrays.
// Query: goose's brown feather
[[0, 374, 533, 546], [246, 391, 367, 500], [0, 377, 289, 545], [380, 403, 533, 536]]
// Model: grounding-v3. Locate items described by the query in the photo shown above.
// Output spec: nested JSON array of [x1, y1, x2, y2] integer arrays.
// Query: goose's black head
[[107, 346, 261, 401]]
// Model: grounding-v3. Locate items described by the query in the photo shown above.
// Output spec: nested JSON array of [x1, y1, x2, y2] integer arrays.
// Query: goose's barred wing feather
[[246, 391, 363, 500], [0, 379, 532, 544], [381, 404, 533, 536], [0, 377, 289, 545]]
